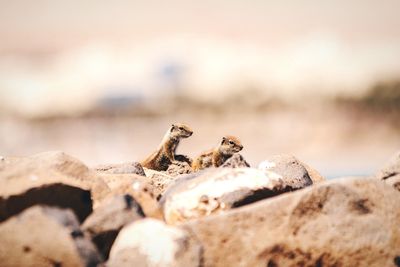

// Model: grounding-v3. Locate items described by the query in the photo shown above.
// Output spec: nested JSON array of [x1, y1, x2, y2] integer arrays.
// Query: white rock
[[162, 168, 288, 224], [108, 219, 202, 267]]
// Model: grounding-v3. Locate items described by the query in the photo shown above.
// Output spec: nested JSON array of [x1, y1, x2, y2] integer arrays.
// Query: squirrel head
[[170, 123, 193, 139], [219, 135, 243, 155]]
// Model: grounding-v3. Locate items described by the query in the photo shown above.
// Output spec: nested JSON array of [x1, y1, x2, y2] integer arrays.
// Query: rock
[[0, 206, 102, 267], [0, 151, 89, 178], [107, 218, 202, 267], [93, 162, 146, 176], [376, 151, 400, 191], [82, 195, 145, 260], [144, 168, 176, 199], [175, 154, 193, 166], [12, 151, 110, 200], [162, 168, 299, 224], [166, 161, 192, 176], [258, 155, 315, 187], [221, 154, 250, 168], [0, 151, 101, 222], [97, 173, 162, 219], [182, 177, 400, 267], [302, 161, 325, 183]]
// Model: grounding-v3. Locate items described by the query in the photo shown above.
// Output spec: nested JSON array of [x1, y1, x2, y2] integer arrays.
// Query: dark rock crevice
[[0, 183, 92, 223]]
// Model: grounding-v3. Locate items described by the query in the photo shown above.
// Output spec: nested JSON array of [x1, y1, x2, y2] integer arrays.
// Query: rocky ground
[[0, 150, 399, 267]]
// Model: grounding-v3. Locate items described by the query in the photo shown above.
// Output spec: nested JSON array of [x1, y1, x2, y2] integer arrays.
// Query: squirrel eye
[[229, 140, 234, 145], [179, 127, 184, 130]]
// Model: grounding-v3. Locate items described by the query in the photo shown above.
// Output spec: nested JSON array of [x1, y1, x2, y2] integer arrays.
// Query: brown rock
[[376, 150, 400, 191], [0, 206, 102, 267], [182, 177, 400, 267], [98, 173, 163, 219], [258, 155, 315, 187], [93, 161, 146, 176], [166, 161, 192, 176], [83, 195, 145, 259], [144, 168, 176, 199], [161, 168, 297, 224], [107, 218, 202, 267], [221, 153, 250, 168], [0, 151, 103, 222], [301, 161, 325, 183], [175, 154, 193, 166]]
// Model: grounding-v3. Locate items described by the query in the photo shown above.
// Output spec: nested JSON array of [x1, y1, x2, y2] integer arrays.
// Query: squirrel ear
[[221, 137, 226, 144]]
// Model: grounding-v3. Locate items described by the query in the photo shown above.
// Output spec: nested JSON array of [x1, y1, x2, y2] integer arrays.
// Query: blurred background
[[0, 0, 399, 178]]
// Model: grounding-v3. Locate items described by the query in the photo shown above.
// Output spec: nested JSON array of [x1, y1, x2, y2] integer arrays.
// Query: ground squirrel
[[141, 123, 193, 171], [192, 135, 243, 171]]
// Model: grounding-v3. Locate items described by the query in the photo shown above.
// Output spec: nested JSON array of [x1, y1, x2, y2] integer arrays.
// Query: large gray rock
[[107, 218, 202, 267], [258, 155, 317, 187], [0, 206, 102, 267], [93, 161, 146, 176], [82, 195, 145, 259], [182, 177, 400, 267], [161, 168, 299, 224], [0, 151, 105, 222], [376, 150, 400, 191]]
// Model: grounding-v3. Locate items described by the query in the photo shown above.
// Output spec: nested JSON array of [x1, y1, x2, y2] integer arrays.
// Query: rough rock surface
[[376, 150, 400, 191], [162, 168, 300, 224], [97, 173, 162, 219], [0, 206, 102, 267], [108, 218, 202, 267], [302, 161, 325, 183], [166, 161, 192, 177], [258, 155, 315, 187], [221, 153, 250, 168], [144, 168, 176, 199], [175, 154, 193, 166], [93, 161, 146, 176], [0, 151, 103, 222], [0, 151, 109, 188], [182, 177, 400, 267], [82, 195, 145, 259]]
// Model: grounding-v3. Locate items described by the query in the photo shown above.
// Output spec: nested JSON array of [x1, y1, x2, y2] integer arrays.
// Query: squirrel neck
[[216, 146, 232, 157], [213, 146, 230, 167], [160, 130, 180, 153]]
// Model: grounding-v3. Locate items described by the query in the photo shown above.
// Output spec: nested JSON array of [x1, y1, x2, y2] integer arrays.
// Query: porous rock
[[83, 195, 145, 259], [0, 151, 105, 222], [376, 150, 400, 191], [182, 177, 400, 267], [166, 161, 192, 176], [221, 153, 250, 168], [302, 162, 325, 183], [144, 168, 176, 199], [93, 161, 146, 176], [107, 218, 202, 267], [258, 154, 316, 187], [0, 206, 102, 267], [175, 154, 193, 166], [161, 168, 297, 224], [97, 173, 162, 219]]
